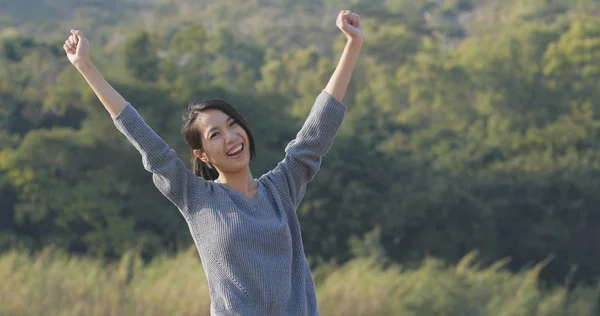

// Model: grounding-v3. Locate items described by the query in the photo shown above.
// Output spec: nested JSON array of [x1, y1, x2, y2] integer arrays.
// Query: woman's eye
[[230, 120, 239, 127], [210, 132, 220, 139]]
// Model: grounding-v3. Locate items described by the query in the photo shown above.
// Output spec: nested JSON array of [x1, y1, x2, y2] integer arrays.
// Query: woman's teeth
[[227, 144, 243, 156]]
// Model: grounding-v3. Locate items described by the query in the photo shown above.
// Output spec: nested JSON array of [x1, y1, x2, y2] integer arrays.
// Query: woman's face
[[195, 108, 251, 174]]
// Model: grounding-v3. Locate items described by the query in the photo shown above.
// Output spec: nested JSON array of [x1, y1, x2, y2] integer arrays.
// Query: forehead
[[196, 109, 231, 131]]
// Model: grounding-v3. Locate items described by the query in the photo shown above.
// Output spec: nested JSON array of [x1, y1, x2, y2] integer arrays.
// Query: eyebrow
[[206, 117, 234, 136]]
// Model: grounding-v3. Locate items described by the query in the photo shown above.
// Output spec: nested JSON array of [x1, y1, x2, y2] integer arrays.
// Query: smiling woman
[[181, 98, 257, 184], [63, 9, 364, 316]]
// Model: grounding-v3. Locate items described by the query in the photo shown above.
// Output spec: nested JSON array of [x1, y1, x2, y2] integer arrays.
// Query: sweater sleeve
[[112, 103, 212, 217], [265, 90, 347, 208]]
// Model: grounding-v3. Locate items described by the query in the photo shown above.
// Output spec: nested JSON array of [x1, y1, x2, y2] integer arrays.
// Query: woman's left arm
[[324, 10, 364, 103], [264, 10, 364, 207]]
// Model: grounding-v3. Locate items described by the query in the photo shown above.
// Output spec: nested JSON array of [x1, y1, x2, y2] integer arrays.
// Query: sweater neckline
[[214, 178, 263, 201]]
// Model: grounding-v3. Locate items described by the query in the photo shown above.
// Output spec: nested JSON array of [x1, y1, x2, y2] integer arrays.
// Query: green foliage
[[123, 30, 160, 82], [3, 0, 600, 292]]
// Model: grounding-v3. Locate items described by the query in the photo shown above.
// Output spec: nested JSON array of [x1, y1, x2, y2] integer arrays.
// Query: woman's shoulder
[[258, 172, 297, 207]]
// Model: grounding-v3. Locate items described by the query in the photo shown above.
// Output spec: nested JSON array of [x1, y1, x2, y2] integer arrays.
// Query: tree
[[123, 30, 160, 82]]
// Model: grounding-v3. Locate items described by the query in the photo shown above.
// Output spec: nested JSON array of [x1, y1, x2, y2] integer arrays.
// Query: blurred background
[[2, 0, 600, 315]]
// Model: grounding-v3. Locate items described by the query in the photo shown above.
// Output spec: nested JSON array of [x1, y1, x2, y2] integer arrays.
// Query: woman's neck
[[217, 168, 258, 199]]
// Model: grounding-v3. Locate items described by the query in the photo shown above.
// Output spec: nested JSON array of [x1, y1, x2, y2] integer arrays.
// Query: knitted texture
[[112, 90, 346, 315]]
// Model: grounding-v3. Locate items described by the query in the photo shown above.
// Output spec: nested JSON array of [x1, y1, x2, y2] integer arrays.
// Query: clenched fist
[[336, 10, 364, 42], [63, 29, 90, 68]]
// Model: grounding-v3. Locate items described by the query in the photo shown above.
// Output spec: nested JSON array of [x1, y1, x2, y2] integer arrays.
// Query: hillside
[[3, 0, 600, 290]]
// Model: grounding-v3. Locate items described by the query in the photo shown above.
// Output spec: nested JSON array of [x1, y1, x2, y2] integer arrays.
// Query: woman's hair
[[181, 98, 256, 180]]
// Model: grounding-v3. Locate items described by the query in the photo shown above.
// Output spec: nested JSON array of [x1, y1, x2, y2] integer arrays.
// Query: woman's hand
[[63, 29, 90, 68], [336, 10, 364, 43]]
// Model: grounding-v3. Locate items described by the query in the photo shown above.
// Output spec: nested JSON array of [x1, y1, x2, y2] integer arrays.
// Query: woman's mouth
[[226, 143, 244, 158]]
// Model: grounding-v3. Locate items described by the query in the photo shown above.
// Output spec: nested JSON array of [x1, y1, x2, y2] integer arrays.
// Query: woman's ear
[[193, 149, 210, 164]]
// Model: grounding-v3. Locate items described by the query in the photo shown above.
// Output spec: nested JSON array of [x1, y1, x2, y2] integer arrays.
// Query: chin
[[235, 159, 251, 170], [220, 160, 250, 174]]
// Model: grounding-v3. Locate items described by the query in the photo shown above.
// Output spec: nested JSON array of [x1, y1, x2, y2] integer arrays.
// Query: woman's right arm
[[64, 30, 211, 215], [64, 30, 127, 117]]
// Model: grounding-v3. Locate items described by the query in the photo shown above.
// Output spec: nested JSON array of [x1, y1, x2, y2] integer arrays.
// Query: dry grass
[[1, 248, 598, 316]]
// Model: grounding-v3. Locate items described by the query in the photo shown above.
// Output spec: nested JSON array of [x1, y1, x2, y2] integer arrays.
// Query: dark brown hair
[[181, 98, 256, 180]]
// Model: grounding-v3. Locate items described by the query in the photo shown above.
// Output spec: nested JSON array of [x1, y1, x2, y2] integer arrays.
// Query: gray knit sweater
[[112, 90, 346, 315]]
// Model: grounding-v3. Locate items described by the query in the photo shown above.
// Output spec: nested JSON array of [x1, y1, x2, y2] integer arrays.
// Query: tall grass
[[1, 248, 598, 315]]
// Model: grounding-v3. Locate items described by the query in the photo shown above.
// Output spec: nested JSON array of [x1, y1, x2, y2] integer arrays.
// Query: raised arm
[[264, 10, 364, 207], [63, 30, 211, 216], [64, 30, 127, 117], [324, 10, 364, 102]]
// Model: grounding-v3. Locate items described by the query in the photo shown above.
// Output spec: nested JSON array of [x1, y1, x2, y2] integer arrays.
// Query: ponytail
[[191, 155, 219, 181]]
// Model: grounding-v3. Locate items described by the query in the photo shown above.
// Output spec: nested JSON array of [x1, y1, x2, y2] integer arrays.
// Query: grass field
[[1, 248, 598, 316]]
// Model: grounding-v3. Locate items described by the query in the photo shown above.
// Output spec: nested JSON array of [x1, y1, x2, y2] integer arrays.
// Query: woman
[[63, 9, 364, 316]]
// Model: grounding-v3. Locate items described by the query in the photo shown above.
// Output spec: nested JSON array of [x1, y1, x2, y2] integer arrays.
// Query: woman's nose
[[224, 130, 237, 144]]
